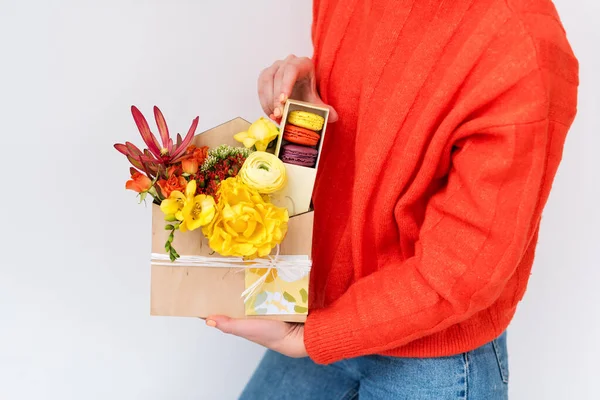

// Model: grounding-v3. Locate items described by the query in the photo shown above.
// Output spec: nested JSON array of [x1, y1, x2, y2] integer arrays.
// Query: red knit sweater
[[304, 0, 579, 365]]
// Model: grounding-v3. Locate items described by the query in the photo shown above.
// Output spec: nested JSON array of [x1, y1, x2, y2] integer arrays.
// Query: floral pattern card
[[244, 263, 310, 316]]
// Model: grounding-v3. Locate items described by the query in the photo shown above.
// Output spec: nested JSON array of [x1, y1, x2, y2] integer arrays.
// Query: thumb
[[206, 315, 239, 335], [326, 106, 339, 123], [304, 92, 339, 124], [205, 315, 284, 339]]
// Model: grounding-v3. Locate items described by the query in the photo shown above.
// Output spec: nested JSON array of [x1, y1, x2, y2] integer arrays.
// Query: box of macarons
[[271, 99, 329, 217]]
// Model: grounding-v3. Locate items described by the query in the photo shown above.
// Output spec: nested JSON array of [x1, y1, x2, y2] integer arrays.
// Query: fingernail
[[274, 107, 281, 117], [279, 93, 286, 103], [206, 319, 217, 327]]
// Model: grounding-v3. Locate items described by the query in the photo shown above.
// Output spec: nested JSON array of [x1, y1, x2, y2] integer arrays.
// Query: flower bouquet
[[115, 106, 316, 321]]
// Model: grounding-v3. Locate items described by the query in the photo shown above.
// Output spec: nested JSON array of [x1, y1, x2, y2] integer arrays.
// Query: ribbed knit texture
[[304, 0, 579, 365]]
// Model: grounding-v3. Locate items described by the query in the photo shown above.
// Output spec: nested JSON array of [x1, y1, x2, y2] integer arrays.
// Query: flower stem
[[163, 223, 180, 261]]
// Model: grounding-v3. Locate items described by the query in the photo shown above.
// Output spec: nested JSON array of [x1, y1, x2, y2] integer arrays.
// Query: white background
[[0, 1, 597, 399]]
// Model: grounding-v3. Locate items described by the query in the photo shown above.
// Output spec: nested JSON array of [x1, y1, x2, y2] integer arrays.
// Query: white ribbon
[[150, 246, 311, 304]]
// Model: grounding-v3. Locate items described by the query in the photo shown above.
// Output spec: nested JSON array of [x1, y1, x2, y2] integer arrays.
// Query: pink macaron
[[280, 144, 318, 168]]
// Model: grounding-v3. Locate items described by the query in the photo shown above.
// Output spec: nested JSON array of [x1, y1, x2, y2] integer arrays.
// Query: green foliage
[[200, 145, 252, 172]]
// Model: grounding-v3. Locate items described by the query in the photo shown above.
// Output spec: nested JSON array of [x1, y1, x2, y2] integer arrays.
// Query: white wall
[[0, 1, 312, 399], [0, 1, 597, 399], [509, 1, 600, 398]]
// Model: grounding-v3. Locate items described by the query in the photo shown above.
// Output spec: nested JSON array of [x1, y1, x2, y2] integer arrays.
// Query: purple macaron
[[280, 144, 318, 168]]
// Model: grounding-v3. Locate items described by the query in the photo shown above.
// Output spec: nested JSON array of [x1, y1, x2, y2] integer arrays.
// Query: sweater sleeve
[[304, 116, 571, 364]]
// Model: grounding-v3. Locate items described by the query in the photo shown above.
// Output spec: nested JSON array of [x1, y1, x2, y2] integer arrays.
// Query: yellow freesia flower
[[160, 190, 186, 221], [160, 180, 216, 231], [239, 151, 287, 194], [203, 177, 289, 259], [180, 193, 216, 232], [234, 117, 280, 151]]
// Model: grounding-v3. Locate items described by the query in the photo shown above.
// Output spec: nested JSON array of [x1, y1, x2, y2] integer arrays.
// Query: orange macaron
[[283, 124, 321, 147]]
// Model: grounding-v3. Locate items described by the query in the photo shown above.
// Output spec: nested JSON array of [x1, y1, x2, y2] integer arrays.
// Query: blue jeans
[[240, 332, 508, 399]]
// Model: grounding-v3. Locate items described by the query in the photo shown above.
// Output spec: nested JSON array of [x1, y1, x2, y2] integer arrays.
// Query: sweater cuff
[[303, 306, 363, 364]]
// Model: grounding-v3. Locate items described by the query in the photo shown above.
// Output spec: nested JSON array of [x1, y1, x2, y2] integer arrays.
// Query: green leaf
[[138, 192, 148, 204], [164, 224, 174, 230], [283, 292, 296, 303], [148, 186, 159, 199], [299, 288, 308, 303], [293, 305, 308, 314]]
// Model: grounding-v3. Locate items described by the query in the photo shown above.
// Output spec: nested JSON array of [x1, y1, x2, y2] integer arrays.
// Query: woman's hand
[[205, 315, 308, 358], [258, 55, 338, 122]]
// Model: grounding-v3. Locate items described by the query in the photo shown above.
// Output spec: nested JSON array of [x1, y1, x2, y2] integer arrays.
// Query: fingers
[[258, 55, 338, 126], [206, 315, 285, 344], [276, 57, 315, 117], [273, 54, 297, 118], [206, 315, 308, 358], [281, 57, 312, 99], [206, 315, 248, 336], [273, 65, 286, 118], [258, 62, 279, 117], [259, 55, 316, 120]]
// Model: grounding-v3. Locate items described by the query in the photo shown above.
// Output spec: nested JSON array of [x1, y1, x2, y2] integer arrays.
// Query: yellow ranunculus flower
[[233, 117, 280, 151], [238, 151, 287, 194], [203, 177, 289, 259], [160, 180, 216, 232]]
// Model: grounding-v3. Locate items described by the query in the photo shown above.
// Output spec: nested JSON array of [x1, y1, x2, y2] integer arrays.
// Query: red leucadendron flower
[[114, 106, 199, 178]]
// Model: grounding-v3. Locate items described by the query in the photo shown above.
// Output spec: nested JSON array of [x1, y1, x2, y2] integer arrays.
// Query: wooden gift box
[[150, 117, 313, 322]]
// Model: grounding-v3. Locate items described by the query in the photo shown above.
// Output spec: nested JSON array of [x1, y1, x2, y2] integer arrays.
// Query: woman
[[206, 0, 579, 398]]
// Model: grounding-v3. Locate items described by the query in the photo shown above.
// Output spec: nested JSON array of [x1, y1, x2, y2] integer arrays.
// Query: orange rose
[[181, 145, 208, 174], [194, 146, 208, 163], [166, 165, 182, 177], [182, 158, 199, 174], [188, 145, 209, 162], [125, 171, 152, 193], [158, 174, 187, 198]]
